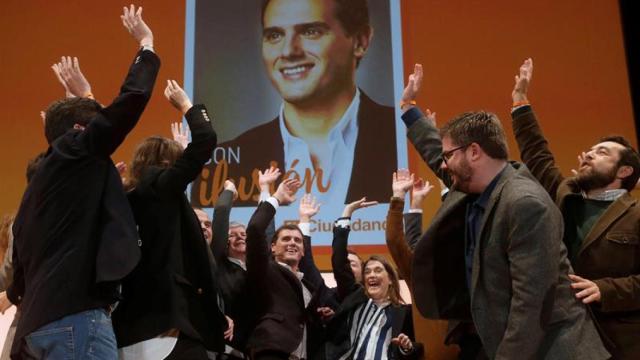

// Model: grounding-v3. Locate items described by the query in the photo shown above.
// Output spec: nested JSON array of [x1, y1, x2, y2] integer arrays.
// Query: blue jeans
[[23, 308, 116, 360]]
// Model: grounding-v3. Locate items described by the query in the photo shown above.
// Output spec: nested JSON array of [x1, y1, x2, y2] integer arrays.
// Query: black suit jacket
[[7, 49, 159, 356], [210, 189, 253, 352], [191, 91, 397, 206], [112, 104, 227, 351], [327, 225, 423, 360], [244, 202, 324, 358]]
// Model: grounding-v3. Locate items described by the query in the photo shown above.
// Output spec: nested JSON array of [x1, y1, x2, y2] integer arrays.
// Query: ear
[[468, 143, 482, 161], [616, 165, 634, 181], [353, 27, 373, 60], [271, 242, 276, 254]]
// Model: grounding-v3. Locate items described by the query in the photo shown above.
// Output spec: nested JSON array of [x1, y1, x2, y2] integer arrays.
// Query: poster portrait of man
[[187, 0, 407, 245]]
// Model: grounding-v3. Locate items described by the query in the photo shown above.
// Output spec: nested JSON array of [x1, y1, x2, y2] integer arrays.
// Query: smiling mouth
[[367, 279, 381, 289], [280, 64, 314, 79]]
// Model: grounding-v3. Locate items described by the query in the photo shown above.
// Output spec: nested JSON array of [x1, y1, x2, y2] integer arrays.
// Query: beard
[[448, 157, 474, 193], [575, 165, 617, 191]]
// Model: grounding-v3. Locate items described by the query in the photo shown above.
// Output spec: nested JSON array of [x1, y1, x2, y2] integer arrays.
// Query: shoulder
[[218, 117, 280, 149]]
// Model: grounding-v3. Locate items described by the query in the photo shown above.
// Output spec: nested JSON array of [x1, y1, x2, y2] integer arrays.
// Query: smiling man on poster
[[195, 0, 397, 207]]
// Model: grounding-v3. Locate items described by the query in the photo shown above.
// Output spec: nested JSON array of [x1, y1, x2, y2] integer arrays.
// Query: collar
[[228, 256, 246, 271], [581, 188, 627, 201], [473, 164, 507, 210], [277, 261, 305, 280], [278, 88, 360, 147]]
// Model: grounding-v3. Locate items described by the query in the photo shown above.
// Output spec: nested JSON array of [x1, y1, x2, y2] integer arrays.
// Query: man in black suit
[[7, 5, 159, 359], [192, 0, 397, 207], [244, 178, 326, 359]]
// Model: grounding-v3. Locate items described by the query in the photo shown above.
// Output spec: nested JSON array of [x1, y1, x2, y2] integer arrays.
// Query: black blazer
[[244, 201, 325, 358], [112, 104, 227, 352], [8, 49, 159, 356], [191, 91, 397, 206], [210, 189, 254, 352], [326, 225, 424, 360]]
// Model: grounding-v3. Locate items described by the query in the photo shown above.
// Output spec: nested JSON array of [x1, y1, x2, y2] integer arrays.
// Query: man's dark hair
[[440, 111, 509, 160], [271, 223, 304, 245], [44, 97, 101, 144], [26, 152, 47, 183], [599, 135, 640, 191], [261, 0, 370, 37]]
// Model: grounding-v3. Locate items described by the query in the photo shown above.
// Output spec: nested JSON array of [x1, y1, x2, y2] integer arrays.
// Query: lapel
[[276, 263, 306, 308], [470, 165, 514, 296], [578, 192, 636, 255], [388, 305, 406, 337]]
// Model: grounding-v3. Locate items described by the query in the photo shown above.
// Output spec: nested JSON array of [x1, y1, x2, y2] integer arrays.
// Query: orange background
[[0, 1, 634, 358]]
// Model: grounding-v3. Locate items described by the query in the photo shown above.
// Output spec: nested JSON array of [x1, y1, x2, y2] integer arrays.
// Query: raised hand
[[224, 179, 238, 201], [171, 121, 191, 149], [401, 63, 423, 107], [298, 193, 321, 222], [342, 197, 378, 218], [121, 4, 153, 47], [258, 166, 281, 193], [52, 56, 92, 98], [425, 108, 437, 126], [273, 178, 302, 206], [512, 58, 533, 104], [411, 178, 434, 210], [164, 80, 193, 115], [391, 333, 414, 353], [392, 168, 414, 199]]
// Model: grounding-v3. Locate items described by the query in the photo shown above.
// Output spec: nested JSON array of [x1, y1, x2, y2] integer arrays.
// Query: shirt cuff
[[401, 107, 425, 128], [298, 222, 311, 236], [259, 190, 270, 202], [141, 45, 155, 53], [265, 197, 279, 210], [511, 104, 531, 115], [335, 217, 351, 228], [408, 209, 423, 214]]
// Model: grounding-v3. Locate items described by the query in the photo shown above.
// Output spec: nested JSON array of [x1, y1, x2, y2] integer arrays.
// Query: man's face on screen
[[262, 0, 358, 104]]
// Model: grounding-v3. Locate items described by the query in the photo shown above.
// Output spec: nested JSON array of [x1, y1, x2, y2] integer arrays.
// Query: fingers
[[413, 63, 423, 90], [568, 274, 585, 282]]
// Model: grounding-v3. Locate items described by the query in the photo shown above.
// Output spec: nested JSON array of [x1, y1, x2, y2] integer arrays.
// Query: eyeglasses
[[441, 144, 469, 164]]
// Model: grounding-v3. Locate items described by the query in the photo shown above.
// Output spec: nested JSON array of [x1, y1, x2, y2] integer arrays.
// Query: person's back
[[7, 6, 159, 358]]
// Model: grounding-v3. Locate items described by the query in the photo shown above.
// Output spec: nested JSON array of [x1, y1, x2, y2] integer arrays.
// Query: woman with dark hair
[[326, 198, 424, 360], [112, 80, 229, 360]]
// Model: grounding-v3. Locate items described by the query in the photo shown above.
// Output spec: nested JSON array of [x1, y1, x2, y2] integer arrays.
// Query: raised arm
[[258, 166, 281, 242], [81, 5, 160, 156], [246, 178, 301, 296], [211, 180, 237, 261], [386, 170, 431, 285], [405, 177, 433, 249], [297, 194, 326, 292], [399, 64, 452, 186], [332, 198, 378, 301], [510, 58, 565, 197], [155, 80, 216, 193]]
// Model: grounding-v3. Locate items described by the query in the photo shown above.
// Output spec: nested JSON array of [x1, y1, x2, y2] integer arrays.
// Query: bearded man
[[511, 58, 640, 359]]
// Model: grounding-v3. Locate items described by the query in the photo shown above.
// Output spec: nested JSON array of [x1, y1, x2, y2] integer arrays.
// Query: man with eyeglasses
[[510, 58, 640, 359], [396, 64, 609, 359]]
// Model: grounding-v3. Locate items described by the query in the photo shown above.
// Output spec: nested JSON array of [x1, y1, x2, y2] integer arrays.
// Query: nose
[[440, 161, 449, 171], [282, 33, 303, 59]]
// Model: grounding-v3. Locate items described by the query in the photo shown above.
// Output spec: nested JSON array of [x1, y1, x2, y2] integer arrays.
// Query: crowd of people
[[0, 3, 638, 360]]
